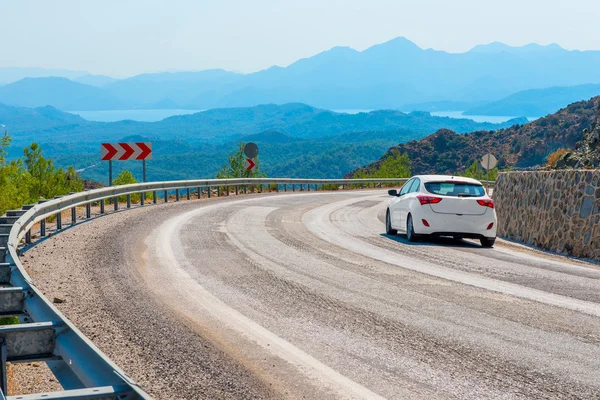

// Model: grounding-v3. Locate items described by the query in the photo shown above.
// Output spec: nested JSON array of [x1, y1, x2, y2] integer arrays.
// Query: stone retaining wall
[[494, 170, 600, 260]]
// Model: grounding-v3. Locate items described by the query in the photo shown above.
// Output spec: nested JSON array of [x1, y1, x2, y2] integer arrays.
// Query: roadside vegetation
[[216, 142, 266, 194], [0, 132, 83, 215], [353, 150, 411, 180], [546, 148, 569, 167], [217, 142, 266, 179], [460, 161, 499, 181]]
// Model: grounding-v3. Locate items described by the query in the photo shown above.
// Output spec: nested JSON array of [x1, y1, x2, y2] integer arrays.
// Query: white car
[[385, 175, 497, 247]]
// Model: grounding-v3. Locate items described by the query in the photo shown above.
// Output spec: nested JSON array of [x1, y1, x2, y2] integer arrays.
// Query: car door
[[391, 179, 413, 229], [399, 178, 420, 231]]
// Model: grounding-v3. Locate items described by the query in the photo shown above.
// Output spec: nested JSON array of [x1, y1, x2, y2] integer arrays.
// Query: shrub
[[546, 148, 569, 167]]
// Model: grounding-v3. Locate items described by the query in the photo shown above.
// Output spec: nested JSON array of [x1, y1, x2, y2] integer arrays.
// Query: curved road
[[17, 191, 600, 399]]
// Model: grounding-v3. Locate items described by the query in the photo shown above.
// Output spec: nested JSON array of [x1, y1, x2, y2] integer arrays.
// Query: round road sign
[[480, 154, 497, 170], [244, 142, 259, 159]]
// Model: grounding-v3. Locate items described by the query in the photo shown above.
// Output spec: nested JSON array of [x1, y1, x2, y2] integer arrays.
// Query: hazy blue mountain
[[74, 74, 118, 87], [468, 42, 565, 54], [465, 84, 600, 116], [211, 37, 600, 109], [0, 77, 125, 110], [104, 69, 244, 108], [0, 67, 88, 85], [5, 38, 600, 111], [0, 103, 85, 131]]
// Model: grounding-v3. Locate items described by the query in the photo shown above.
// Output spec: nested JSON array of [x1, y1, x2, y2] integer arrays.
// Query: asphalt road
[[19, 191, 600, 399]]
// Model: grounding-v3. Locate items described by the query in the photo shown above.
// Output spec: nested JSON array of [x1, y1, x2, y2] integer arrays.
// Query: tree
[[461, 161, 498, 181], [113, 170, 141, 202], [0, 137, 84, 215], [353, 150, 411, 181], [216, 142, 266, 179], [23, 142, 83, 200]]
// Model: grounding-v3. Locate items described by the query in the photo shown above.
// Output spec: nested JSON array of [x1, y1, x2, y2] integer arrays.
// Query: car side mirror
[[388, 189, 399, 197]]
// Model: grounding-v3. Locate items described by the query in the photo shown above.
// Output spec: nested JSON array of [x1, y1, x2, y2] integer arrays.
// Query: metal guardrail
[[0, 177, 495, 399]]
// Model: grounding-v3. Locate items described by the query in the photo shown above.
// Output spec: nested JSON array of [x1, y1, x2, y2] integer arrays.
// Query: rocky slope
[[349, 97, 600, 176], [552, 110, 600, 169]]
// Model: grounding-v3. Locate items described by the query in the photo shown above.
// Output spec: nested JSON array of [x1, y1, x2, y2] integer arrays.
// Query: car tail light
[[422, 219, 430, 227], [417, 195, 442, 205], [487, 222, 494, 230], [477, 199, 495, 209]]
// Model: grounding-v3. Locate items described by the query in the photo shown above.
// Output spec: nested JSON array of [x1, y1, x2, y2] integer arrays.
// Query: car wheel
[[480, 237, 495, 248], [386, 210, 397, 235], [406, 214, 417, 242]]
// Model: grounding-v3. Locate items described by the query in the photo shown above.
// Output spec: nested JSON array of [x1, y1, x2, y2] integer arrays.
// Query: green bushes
[[217, 142, 266, 179], [0, 133, 83, 215], [460, 161, 498, 181], [353, 150, 411, 180]]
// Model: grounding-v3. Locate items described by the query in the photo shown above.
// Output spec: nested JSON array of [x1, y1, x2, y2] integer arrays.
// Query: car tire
[[386, 210, 398, 235], [480, 237, 495, 248], [406, 214, 417, 242]]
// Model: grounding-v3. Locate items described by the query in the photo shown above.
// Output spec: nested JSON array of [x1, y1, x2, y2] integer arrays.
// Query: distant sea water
[[68, 108, 538, 124], [430, 111, 538, 124]]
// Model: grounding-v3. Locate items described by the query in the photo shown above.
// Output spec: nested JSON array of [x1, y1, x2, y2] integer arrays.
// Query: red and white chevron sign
[[101, 142, 152, 161]]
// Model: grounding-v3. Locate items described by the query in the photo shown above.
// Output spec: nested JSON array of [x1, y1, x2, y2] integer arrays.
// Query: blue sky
[[1, 0, 599, 77]]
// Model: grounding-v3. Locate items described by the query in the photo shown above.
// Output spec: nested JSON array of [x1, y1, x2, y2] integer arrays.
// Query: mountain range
[[0, 102, 523, 181], [464, 84, 600, 117], [2, 37, 600, 111], [0, 102, 523, 153], [351, 96, 600, 177]]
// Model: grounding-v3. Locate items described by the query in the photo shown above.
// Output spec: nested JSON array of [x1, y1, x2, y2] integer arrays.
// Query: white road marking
[[150, 195, 387, 400], [304, 195, 600, 318]]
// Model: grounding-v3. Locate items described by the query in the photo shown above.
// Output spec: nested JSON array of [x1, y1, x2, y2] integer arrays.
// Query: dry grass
[[546, 148, 569, 167]]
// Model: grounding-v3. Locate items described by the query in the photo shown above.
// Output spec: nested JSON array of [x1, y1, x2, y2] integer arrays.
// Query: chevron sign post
[[101, 142, 152, 185]]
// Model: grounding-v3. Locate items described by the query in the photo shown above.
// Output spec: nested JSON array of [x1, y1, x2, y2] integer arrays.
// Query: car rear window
[[424, 181, 485, 197]]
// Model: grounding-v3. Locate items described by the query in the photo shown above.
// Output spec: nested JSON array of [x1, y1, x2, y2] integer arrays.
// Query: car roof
[[411, 175, 483, 185]]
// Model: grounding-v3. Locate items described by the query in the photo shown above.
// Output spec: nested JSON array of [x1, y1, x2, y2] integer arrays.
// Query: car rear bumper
[[414, 210, 497, 238]]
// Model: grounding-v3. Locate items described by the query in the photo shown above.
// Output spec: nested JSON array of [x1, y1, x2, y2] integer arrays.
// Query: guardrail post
[[56, 212, 62, 230], [100, 199, 105, 214], [126, 194, 131, 208], [140, 192, 145, 206], [208, 188, 211, 198], [86, 203, 91, 218], [226, 185, 229, 196], [292, 184, 295, 192], [71, 207, 76, 225], [153, 191, 157, 204], [164, 190, 168, 202], [244, 185, 247, 194], [186, 188, 190, 200], [308, 184, 310, 192], [197, 187, 201, 199], [114, 197, 119, 211], [284, 185, 287, 192], [25, 230, 32, 244], [276, 184, 279, 193], [235, 185, 239, 196], [175, 190, 180, 202], [40, 219, 46, 237]]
